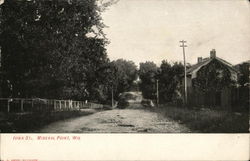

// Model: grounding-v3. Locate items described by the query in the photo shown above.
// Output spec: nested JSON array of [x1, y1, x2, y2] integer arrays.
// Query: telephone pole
[[111, 85, 114, 107], [179, 40, 187, 106], [156, 79, 159, 107]]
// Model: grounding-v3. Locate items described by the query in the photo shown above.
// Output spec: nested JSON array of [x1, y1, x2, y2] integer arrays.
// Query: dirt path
[[38, 108, 191, 133]]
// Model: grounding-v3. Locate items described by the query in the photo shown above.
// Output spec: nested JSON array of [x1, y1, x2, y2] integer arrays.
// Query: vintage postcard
[[0, 0, 249, 160]]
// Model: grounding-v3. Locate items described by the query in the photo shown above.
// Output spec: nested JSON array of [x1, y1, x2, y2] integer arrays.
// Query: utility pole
[[111, 85, 114, 107], [179, 40, 187, 106], [156, 79, 159, 107]]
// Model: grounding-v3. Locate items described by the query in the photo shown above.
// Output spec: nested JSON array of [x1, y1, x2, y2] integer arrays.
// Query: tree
[[236, 61, 249, 87], [158, 60, 184, 103], [138, 61, 159, 99], [0, 0, 115, 102], [235, 61, 249, 110], [112, 59, 138, 99]]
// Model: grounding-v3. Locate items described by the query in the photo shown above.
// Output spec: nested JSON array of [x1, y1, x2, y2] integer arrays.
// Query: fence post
[[70, 100, 73, 110], [7, 99, 10, 113], [54, 100, 56, 111], [48, 100, 51, 111], [31, 99, 34, 109], [21, 99, 24, 112], [59, 100, 62, 110], [50, 100, 53, 111]]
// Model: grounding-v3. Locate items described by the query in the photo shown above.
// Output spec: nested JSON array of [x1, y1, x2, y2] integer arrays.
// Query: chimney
[[197, 57, 202, 63], [210, 49, 216, 59]]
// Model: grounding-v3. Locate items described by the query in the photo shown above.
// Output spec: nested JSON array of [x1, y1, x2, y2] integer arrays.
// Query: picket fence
[[0, 98, 103, 113]]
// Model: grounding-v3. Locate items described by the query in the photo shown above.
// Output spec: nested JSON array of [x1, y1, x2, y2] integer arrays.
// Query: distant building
[[182, 49, 241, 110]]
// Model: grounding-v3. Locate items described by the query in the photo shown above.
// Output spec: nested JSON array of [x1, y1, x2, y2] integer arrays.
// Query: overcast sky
[[102, 0, 250, 66]]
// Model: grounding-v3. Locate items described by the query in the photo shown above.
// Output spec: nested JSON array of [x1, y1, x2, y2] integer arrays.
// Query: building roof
[[187, 56, 238, 79]]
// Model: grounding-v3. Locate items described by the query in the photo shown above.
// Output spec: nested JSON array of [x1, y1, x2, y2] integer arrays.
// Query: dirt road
[[38, 108, 191, 133]]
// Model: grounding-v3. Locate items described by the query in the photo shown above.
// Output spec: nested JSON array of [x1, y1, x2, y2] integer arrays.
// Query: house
[[183, 49, 239, 110]]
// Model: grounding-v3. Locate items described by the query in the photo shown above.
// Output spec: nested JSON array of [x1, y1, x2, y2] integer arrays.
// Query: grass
[[155, 105, 249, 133], [0, 109, 99, 133]]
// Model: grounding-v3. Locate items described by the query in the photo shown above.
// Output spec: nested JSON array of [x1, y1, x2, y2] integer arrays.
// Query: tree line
[[138, 61, 184, 104]]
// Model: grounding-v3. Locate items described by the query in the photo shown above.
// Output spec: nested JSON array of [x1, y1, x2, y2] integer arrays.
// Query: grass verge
[[0, 109, 99, 133], [155, 105, 249, 133]]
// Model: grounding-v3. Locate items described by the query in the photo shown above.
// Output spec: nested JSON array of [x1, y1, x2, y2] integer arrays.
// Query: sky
[[101, 0, 250, 66]]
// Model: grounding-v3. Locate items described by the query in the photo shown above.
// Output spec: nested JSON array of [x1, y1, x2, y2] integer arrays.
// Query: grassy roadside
[[0, 109, 100, 133], [154, 105, 249, 133]]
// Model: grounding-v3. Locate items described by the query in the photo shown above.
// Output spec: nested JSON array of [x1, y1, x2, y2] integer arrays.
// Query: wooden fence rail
[[0, 98, 103, 113]]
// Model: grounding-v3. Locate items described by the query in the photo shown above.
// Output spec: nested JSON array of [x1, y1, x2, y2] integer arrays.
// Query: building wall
[[185, 59, 240, 110], [221, 88, 231, 110], [187, 85, 248, 111]]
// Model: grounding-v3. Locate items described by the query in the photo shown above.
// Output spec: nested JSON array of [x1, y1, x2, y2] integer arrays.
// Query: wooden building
[[183, 49, 240, 110]]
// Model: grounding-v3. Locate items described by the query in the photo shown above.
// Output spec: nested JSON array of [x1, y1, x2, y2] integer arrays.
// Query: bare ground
[[37, 108, 191, 133]]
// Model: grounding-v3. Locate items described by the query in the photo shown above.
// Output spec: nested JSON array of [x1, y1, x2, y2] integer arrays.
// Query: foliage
[[138, 61, 159, 99], [234, 62, 250, 109], [236, 62, 249, 87], [158, 61, 184, 103], [112, 59, 138, 99], [0, 0, 116, 102], [138, 60, 184, 103]]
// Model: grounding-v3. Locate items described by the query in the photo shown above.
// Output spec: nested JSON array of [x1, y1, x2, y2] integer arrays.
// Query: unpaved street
[[38, 108, 191, 133]]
